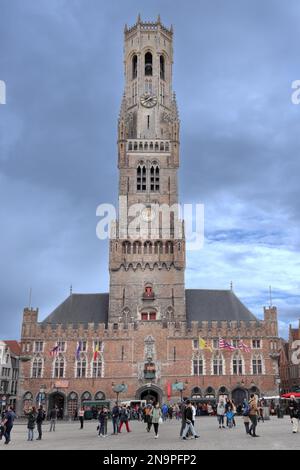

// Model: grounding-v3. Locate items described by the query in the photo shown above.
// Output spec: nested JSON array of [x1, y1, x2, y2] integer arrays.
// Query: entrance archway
[[232, 388, 248, 406], [48, 392, 65, 419], [136, 385, 163, 405]]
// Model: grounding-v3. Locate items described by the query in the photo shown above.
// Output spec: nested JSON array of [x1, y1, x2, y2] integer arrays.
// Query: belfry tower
[[108, 16, 186, 324]]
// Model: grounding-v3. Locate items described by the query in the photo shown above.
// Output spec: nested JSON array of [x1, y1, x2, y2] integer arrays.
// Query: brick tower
[[108, 15, 186, 324]]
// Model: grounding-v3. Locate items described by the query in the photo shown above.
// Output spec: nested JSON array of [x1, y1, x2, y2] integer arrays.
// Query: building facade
[[0, 341, 20, 411], [19, 16, 281, 417], [280, 322, 300, 394]]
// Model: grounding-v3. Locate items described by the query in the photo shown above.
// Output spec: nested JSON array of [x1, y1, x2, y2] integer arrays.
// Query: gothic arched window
[[132, 55, 137, 80], [160, 55, 165, 80], [76, 357, 87, 378], [137, 165, 147, 191], [145, 52, 153, 76], [31, 357, 43, 378], [252, 355, 263, 375], [212, 353, 224, 376], [150, 165, 160, 192], [232, 352, 244, 375], [53, 356, 65, 379]]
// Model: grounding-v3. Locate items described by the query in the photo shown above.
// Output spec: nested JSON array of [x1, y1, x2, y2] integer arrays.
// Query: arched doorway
[[48, 392, 65, 419], [232, 388, 248, 406], [136, 385, 163, 405]]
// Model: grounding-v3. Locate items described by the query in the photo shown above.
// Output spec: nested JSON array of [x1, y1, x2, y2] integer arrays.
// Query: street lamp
[[112, 382, 127, 405]]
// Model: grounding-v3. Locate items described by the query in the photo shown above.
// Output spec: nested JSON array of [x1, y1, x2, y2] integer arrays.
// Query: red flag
[[167, 383, 171, 400]]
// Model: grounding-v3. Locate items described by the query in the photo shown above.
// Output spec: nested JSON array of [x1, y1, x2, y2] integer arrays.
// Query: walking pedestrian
[[161, 403, 168, 422], [249, 394, 259, 437], [49, 406, 58, 432], [112, 402, 120, 435], [1, 406, 16, 445], [145, 404, 153, 432], [217, 400, 226, 429], [288, 395, 299, 434], [78, 407, 85, 429], [179, 401, 187, 437], [242, 398, 251, 435], [26, 406, 37, 441], [181, 401, 199, 440], [118, 405, 131, 433], [150, 403, 162, 439], [36, 406, 45, 440]]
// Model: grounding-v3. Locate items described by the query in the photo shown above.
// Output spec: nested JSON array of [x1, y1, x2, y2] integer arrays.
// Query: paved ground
[[2, 416, 300, 450]]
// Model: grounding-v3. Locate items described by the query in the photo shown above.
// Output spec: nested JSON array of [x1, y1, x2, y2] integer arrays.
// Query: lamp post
[[112, 382, 127, 406]]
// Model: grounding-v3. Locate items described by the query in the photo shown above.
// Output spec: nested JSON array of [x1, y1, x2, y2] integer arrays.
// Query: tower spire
[[137, 13, 141, 24], [269, 285, 273, 307]]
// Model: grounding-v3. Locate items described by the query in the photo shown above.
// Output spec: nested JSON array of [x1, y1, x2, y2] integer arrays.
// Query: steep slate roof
[[4, 341, 21, 356], [41, 290, 258, 326], [186, 289, 258, 324], [42, 294, 109, 326]]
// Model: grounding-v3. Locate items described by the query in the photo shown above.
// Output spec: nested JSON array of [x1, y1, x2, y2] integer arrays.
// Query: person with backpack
[[249, 394, 259, 437], [118, 405, 131, 433], [181, 401, 199, 440], [1, 406, 16, 445], [36, 406, 45, 440], [242, 398, 251, 435], [145, 403, 153, 432], [26, 406, 37, 441]]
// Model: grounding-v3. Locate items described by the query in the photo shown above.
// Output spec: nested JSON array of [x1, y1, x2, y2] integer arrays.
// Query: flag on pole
[[219, 338, 236, 351], [93, 343, 100, 361], [76, 341, 82, 361], [199, 337, 212, 352], [238, 341, 251, 353], [50, 343, 59, 357], [101, 342, 105, 354]]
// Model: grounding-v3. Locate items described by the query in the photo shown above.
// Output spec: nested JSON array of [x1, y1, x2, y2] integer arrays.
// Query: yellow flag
[[199, 337, 212, 352]]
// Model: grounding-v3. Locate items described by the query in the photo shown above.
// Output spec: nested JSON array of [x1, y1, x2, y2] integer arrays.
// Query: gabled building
[[0, 340, 21, 410], [280, 322, 300, 393]]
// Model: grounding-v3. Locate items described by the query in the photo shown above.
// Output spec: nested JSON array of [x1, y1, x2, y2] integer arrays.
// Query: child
[[226, 407, 235, 429]]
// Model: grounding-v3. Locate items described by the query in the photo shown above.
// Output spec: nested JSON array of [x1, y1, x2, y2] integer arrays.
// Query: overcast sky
[[0, 0, 299, 339]]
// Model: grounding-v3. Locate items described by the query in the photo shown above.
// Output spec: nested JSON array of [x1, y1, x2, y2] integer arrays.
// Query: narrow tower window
[[160, 55, 165, 80], [147, 115, 150, 129], [132, 55, 137, 80], [145, 52, 153, 76], [137, 165, 147, 191]]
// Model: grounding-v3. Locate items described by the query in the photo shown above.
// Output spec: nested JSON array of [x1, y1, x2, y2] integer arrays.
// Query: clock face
[[140, 93, 158, 108], [141, 206, 156, 222]]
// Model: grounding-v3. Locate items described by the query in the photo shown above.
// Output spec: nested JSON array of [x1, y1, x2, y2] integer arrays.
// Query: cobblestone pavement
[[2, 416, 300, 450]]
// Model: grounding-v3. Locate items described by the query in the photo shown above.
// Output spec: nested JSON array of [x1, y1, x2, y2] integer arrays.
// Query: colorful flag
[[199, 337, 212, 352], [238, 341, 251, 353], [76, 341, 82, 361], [50, 343, 59, 357], [93, 343, 100, 361], [219, 338, 236, 351]]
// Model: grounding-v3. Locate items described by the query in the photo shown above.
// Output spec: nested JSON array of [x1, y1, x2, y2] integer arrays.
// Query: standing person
[[179, 401, 187, 437], [150, 403, 162, 439], [98, 408, 106, 437], [217, 400, 226, 429], [258, 401, 264, 423], [111, 402, 120, 435], [161, 403, 168, 422], [242, 398, 251, 435], [2, 406, 16, 445], [182, 401, 199, 440], [191, 402, 196, 427], [288, 395, 299, 434], [26, 407, 37, 441], [49, 406, 58, 432], [249, 394, 259, 437], [226, 407, 235, 429], [78, 407, 85, 429], [145, 404, 153, 432], [118, 405, 131, 433], [36, 406, 45, 440]]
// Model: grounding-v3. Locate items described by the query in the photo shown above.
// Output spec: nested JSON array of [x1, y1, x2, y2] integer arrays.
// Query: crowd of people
[[0, 395, 299, 445]]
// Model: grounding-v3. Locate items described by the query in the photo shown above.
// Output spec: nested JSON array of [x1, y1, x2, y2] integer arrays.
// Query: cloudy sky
[[0, 0, 299, 339]]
